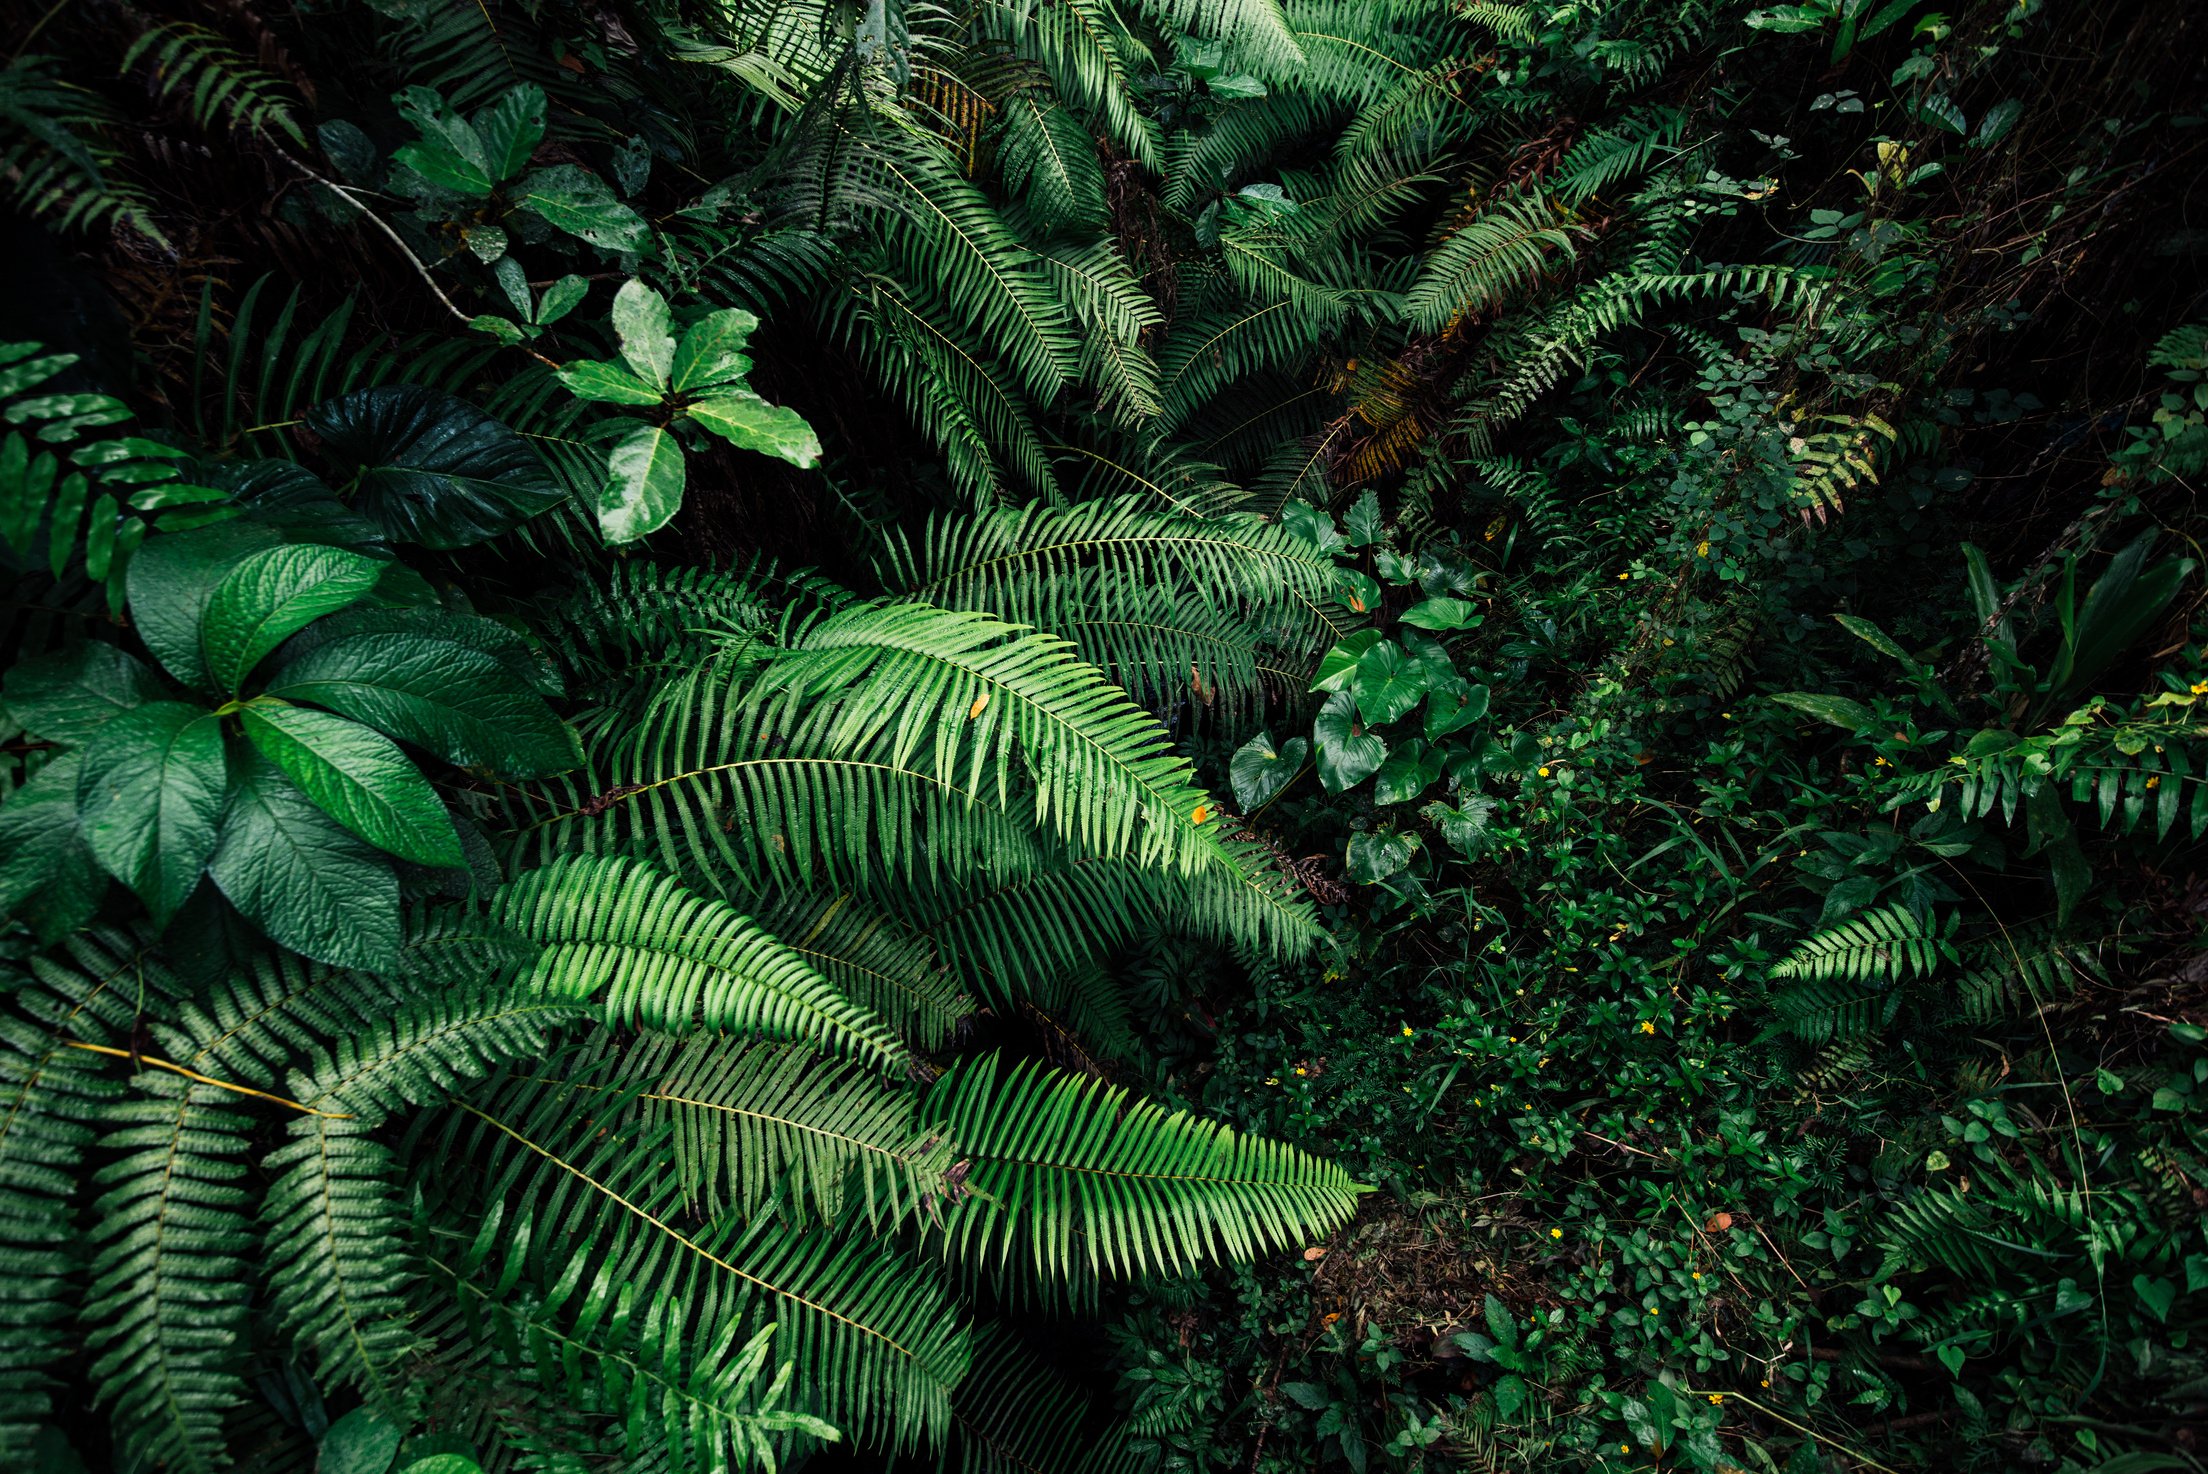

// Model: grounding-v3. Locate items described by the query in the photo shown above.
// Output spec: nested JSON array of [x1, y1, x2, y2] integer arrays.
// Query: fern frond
[[120, 22, 305, 144], [926, 1054, 1366, 1280], [758, 889, 971, 1050], [1772, 904, 1955, 985], [488, 855, 913, 1073], [1404, 190, 1578, 332]]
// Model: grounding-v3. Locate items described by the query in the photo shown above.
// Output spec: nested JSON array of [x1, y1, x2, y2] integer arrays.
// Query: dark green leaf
[[1373, 740, 1439, 805], [305, 386, 563, 549], [1310, 630, 1381, 693], [687, 390, 822, 468], [208, 755, 398, 971], [75, 702, 225, 923], [596, 421, 685, 545], [1343, 490, 1383, 547], [670, 308, 759, 392], [3, 643, 167, 743], [318, 1406, 405, 1474], [0, 751, 106, 941], [1313, 691, 1386, 793], [1771, 692, 1872, 730], [516, 165, 650, 252], [201, 543, 384, 693], [126, 520, 283, 688], [472, 84, 546, 183], [1345, 830, 1416, 884], [1229, 730, 1308, 811], [265, 631, 579, 776], [1424, 679, 1490, 739], [1424, 795, 1497, 858], [1352, 642, 1425, 727], [1399, 597, 1481, 631], [240, 703, 463, 866]]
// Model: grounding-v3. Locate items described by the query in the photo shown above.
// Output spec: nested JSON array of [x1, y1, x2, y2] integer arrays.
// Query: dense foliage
[[1, 0, 2203, 1472]]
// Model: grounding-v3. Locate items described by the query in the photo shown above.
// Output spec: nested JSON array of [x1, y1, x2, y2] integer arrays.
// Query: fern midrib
[[514, 752, 997, 832], [454, 1102, 934, 1362]]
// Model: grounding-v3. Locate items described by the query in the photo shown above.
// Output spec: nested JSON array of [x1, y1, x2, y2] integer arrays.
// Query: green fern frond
[[1772, 904, 1955, 985], [1404, 191, 1578, 332], [451, 1070, 972, 1450], [488, 855, 913, 1073], [0, 56, 167, 246], [120, 22, 305, 144], [758, 889, 971, 1050], [998, 95, 1108, 230], [926, 1054, 1367, 1279]]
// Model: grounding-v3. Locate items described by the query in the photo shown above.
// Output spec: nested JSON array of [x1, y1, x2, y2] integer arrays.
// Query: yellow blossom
[[1401, 1025, 1414, 1037], [1294, 1066, 1307, 1076], [1707, 1393, 1723, 1405], [1551, 1228, 1564, 1239], [1695, 540, 1711, 556], [1538, 765, 1551, 777], [1639, 1020, 1656, 1034]]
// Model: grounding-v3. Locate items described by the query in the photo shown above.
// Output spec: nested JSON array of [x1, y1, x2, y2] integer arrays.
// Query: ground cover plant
[[0, 0, 2202, 1472]]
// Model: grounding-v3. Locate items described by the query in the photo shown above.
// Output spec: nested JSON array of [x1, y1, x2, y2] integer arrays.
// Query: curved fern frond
[[758, 889, 971, 1050], [1772, 904, 1956, 985], [266, 988, 585, 1405], [120, 22, 305, 144], [450, 1069, 972, 1450], [1404, 190, 1578, 332], [926, 1054, 1367, 1280], [488, 855, 913, 1073]]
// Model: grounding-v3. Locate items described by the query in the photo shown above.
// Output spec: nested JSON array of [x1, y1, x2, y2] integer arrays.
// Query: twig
[[64, 1040, 354, 1118]]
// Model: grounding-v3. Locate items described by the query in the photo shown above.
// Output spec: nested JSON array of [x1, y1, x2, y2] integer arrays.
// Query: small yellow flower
[[2146, 775, 2161, 790], [1551, 1228, 1564, 1239], [1760, 1379, 1770, 1387], [1692, 1272, 1702, 1280], [1695, 540, 1711, 557], [1639, 1020, 1656, 1034], [1707, 1393, 1723, 1405], [1647, 1306, 1658, 1314], [1294, 1067, 1307, 1076], [1617, 572, 1630, 580], [2191, 680, 2208, 695], [1401, 1025, 1414, 1037], [1720, 711, 1733, 720], [1538, 765, 1552, 777]]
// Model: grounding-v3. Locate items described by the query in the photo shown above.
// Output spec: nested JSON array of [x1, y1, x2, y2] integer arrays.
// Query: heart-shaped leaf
[[76, 702, 225, 923], [305, 385, 563, 550], [1353, 642, 1425, 726], [1373, 740, 1440, 805], [1399, 596, 1482, 631], [1310, 629, 1381, 693], [1345, 829, 1416, 884], [1425, 794, 1498, 858], [688, 390, 822, 468], [596, 421, 686, 545], [240, 703, 463, 866], [1230, 730, 1309, 811], [1313, 691, 1386, 793], [1425, 678, 1491, 739]]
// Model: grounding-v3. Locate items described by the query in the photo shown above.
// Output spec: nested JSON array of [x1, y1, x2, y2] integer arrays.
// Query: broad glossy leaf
[[1399, 596, 1482, 631], [392, 138, 493, 196], [201, 543, 384, 693], [554, 358, 663, 406], [535, 274, 588, 325], [1229, 730, 1309, 811], [0, 751, 106, 941], [1313, 690, 1386, 793], [610, 279, 675, 389], [76, 702, 225, 923], [282, 605, 563, 697], [3, 642, 167, 743], [596, 421, 685, 545], [1345, 830, 1416, 884], [126, 519, 282, 688], [266, 631, 579, 776], [240, 702, 463, 866], [670, 308, 759, 392], [305, 385, 563, 549], [473, 84, 546, 183], [1310, 629, 1381, 693], [1373, 740, 1440, 805], [1771, 692, 1871, 730], [318, 1407, 406, 1474], [394, 85, 492, 194], [687, 390, 822, 468], [1281, 500, 1346, 555], [1425, 795, 1497, 858], [209, 755, 397, 971], [1352, 642, 1425, 727], [517, 165, 650, 252], [1343, 489, 1384, 547], [1424, 679, 1490, 739]]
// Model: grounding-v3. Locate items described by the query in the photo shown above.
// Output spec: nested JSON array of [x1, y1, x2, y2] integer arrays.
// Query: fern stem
[[61, 1041, 354, 1119]]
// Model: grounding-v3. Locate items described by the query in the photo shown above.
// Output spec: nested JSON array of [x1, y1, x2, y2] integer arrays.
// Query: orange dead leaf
[[968, 693, 989, 719], [1302, 1246, 1328, 1261], [1192, 804, 1212, 825]]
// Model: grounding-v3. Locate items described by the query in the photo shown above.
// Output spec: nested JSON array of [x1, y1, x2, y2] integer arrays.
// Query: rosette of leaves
[[0, 519, 578, 968], [556, 279, 824, 543], [385, 83, 649, 263], [1268, 496, 1500, 885]]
